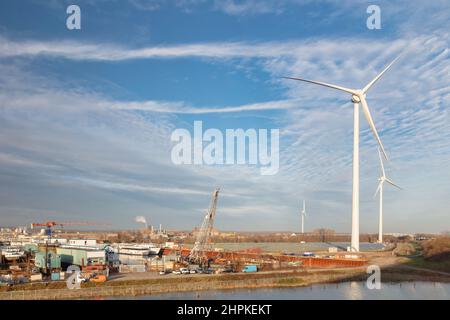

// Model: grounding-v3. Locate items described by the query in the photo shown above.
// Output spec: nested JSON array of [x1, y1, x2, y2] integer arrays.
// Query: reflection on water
[[115, 282, 450, 300], [347, 281, 363, 300]]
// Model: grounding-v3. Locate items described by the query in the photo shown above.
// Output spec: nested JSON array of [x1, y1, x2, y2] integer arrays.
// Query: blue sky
[[0, 0, 449, 233]]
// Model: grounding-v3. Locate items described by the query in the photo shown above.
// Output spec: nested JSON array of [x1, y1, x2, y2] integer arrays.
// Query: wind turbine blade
[[359, 96, 388, 160], [362, 54, 402, 94], [373, 181, 382, 198], [303, 200, 305, 213], [378, 147, 386, 177], [283, 77, 356, 95], [385, 177, 402, 189]]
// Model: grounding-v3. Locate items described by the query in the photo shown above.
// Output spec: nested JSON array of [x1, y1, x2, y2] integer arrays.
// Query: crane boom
[[188, 187, 220, 266], [30, 220, 110, 241]]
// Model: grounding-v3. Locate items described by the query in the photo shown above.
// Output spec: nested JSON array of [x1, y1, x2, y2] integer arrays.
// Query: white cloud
[[0, 36, 402, 62], [128, 0, 163, 11], [214, 0, 285, 16], [1, 13, 450, 232], [108, 99, 299, 113]]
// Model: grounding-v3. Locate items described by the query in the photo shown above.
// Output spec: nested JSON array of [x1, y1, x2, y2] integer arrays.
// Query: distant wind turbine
[[374, 148, 401, 243], [301, 200, 306, 234], [285, 54, 401, 251]]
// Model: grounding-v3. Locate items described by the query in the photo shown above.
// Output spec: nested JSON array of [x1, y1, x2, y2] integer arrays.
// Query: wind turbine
[[374, 148, 401, 243], [285, 55, 401, 251], [301, 200, 306, 234]]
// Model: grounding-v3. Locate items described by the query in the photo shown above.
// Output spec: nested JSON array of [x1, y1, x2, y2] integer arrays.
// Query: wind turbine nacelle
[[351, 95, 361, 103]]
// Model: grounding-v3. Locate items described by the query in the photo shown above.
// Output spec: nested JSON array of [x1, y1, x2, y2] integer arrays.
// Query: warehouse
[[56, 245, 106, 268]]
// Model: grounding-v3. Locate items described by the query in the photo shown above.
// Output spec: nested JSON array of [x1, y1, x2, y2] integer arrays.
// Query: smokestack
[[135, 216, 148, 229]]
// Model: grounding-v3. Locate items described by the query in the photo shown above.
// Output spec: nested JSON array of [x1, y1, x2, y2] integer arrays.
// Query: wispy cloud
[[0, 35, 404, 62], [71, 177, 212, 196], [1, 0, 450, 231], [213, 0, 286, 16], [128, 0, 163, 11], [108, 99, 299, 113]]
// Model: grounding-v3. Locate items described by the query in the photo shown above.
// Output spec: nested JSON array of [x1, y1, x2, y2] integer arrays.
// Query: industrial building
[[56, 245, 106, 268]]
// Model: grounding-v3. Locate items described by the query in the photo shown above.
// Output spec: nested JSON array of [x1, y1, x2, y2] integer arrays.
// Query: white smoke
[[135, 216, 147, 228]]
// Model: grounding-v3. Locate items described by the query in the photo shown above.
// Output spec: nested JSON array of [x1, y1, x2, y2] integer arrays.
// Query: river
[[113, 282, 450, 300]]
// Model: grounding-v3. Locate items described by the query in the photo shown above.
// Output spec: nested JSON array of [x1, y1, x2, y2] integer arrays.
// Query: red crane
[[30, 221, 110, 240]]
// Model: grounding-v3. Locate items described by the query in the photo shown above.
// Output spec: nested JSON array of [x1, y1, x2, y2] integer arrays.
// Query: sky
[[0, 0, 449, 233]]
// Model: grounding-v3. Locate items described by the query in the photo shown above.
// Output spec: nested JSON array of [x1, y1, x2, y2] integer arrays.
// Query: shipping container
[[30, 274, 43, 282], [51, 272, 60, 281], [242, 265, 258, 273]]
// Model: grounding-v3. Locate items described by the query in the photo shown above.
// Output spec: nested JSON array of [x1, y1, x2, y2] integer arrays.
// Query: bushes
[[393, 242, 416, 256], [421, 237, 450, 262]]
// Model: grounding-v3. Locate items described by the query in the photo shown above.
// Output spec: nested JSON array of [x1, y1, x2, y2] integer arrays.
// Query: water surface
[[115, 282, 450, 300]]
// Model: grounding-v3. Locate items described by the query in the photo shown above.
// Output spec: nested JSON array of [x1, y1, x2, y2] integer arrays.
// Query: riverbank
[[1, 263, 450, 300]]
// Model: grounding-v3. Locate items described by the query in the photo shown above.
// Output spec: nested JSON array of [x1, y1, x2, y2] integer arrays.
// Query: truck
[[242, 265, 258, 273]]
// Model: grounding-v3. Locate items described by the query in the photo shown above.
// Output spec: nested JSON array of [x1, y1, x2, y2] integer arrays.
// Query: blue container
[[51, 272, 60, 281], [242, 265, 258, 273]]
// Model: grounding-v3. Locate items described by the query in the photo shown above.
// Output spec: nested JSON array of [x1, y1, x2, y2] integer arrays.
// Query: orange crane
[[31, 221, 110, 240]]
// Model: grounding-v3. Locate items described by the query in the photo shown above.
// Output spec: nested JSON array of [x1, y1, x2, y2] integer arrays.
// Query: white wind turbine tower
[[301, 200, 306, 234], [374, 148, 401, 243], [285, 55, 401, 251]]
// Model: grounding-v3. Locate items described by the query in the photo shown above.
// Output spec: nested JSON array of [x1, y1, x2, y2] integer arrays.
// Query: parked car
[[189, 269, 197, 274], [199, 268, 213, 274], [179, 268, 190, 274], [302, 252, 315, 257], [222, 268, 234, 273], [172, 270, 181, 275]]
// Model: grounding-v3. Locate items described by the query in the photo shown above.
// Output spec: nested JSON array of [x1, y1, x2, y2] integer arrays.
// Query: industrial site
[[1, 0, 450, 303], [1, 187, 449, 300]]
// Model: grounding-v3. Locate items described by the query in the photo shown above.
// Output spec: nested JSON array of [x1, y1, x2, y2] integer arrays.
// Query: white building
[[68, 239, 97, 246]]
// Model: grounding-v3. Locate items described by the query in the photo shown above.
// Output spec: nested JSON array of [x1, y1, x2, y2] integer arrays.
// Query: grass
[[402, 237, 450, 273], [407, 256, 450, 273], [275, 277, 305, 286]]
